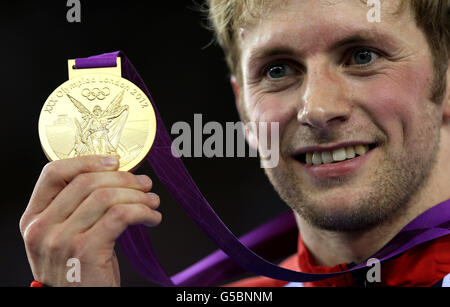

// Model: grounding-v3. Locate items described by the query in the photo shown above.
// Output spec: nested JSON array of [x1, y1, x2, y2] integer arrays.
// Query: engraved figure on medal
[[66, 90, 129, 159]]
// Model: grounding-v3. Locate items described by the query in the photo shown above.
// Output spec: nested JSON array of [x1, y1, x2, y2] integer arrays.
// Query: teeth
[[355, 145, 369, 156], [303, 144, 372, 166], [346, 146, 356, 159], [321, 151, 334, 164], [312, 152, 322, 165], [306, 152, 313, 165], [332, 148, 347, 161]]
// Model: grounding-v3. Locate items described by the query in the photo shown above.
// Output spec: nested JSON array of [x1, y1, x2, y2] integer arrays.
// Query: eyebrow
[[247, 47, 298, 68], [246, 30, 399, 66], [330, 31, 397, 50]]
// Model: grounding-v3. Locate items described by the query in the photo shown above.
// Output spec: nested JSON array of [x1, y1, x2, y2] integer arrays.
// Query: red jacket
[[225, 234, 450, 287]]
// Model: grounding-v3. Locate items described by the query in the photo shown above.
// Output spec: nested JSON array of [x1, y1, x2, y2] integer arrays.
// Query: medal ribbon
[[75, 51, 450, 286]]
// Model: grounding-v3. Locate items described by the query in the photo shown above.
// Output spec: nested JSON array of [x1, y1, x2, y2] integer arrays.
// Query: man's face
[[237, 0, 446, 231]]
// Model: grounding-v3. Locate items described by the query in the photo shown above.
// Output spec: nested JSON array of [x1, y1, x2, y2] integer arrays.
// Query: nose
[[297, 66, 352, 130]]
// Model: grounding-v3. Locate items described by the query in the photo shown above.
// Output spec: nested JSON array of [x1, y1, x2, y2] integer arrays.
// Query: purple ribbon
[[75, 51, 450, 286]]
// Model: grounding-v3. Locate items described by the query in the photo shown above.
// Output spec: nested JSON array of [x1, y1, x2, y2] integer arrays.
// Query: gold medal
[[39, 58, 157, 171]]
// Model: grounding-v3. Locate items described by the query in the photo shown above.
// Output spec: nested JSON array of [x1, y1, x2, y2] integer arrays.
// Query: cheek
[[245, 90, 299, 142], [355, 65, 434, 147]]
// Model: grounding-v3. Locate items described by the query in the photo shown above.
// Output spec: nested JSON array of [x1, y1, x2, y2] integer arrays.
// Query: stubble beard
[[264, 116, 440, 232]]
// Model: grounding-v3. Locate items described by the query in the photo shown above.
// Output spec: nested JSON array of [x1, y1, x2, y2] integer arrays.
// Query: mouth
[[293, 143, 378, 166]]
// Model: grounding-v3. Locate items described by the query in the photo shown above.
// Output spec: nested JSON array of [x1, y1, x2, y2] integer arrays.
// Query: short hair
[[205, 0, 450, 102]]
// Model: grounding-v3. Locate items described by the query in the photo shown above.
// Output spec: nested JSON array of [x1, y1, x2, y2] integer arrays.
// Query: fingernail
[[137, 175, 151, 186], [144, 211, 162, 227], [147, 193, 160, 207], [147, 192, 159, 201], [101, 156, 118, 167]]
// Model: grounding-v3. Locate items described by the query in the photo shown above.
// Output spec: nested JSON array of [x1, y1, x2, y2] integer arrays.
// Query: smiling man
[[206, 0, 450, 286], [20, 0, 450, 287]]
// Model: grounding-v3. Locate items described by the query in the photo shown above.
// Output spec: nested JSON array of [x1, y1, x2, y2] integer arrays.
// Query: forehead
[[239, 0, 413, 58]]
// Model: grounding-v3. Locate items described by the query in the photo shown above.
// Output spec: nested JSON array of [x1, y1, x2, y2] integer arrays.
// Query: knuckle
[[117, 171, 134, 186], [19, 214, 29, 236], [108, 205, 129, 225], [45, 231, 66, 254], [72, 155, 97, 168], [79, 155, 98, 167], [41, 161, 61, 180], [91, 188, 114, 204], [135, 190, 147, 203], [22, 218, 45, 250], [136, 203, 150, 215], [71, 173, 93, 189]]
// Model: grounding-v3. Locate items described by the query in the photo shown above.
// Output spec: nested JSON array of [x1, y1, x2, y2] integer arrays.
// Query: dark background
[[0, 1, 290, 286]]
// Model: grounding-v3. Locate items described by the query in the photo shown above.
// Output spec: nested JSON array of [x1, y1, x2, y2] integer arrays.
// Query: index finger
[[26, 155, 119, 216]]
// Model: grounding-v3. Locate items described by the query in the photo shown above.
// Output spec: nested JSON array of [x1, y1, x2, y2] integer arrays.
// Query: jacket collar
[[296, 233, 450, 287]]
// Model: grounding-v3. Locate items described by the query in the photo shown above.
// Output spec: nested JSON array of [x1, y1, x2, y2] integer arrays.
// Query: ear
[[230, 76, 258, 150], [230, 75, 241, 110], [443, 60, 450, 119]]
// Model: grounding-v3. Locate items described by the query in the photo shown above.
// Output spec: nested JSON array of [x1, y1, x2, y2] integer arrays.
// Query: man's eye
[[349, 49, 378, 66], [266, 64, 293, 79]]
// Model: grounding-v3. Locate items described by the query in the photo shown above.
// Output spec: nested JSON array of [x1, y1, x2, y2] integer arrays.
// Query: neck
[[296, 129, 450, 267]]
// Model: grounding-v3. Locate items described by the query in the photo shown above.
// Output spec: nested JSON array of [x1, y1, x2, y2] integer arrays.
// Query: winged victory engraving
[[66, 90, 129, 158]]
